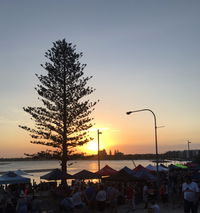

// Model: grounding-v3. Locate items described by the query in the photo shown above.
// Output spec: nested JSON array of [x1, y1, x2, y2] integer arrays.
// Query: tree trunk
[[61, 67, 67, 186]]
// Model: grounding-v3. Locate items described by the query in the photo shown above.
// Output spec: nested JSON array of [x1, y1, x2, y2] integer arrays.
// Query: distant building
[[164, 149, 200, 160]]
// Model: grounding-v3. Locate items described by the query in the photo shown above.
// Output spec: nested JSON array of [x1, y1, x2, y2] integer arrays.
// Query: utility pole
[[97, 129, 102, 172]]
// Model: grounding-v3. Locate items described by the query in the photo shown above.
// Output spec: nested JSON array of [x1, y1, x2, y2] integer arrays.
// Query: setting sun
[[80, 139, 108, 155], [85, 141, 98, 154], [78, 127, 111, 155]]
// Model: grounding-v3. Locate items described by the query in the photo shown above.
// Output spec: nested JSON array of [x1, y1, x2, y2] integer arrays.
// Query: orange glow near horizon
[[2, 112, 199, 158], [78, 127, 111, 155], [80, 140, 99, 155]]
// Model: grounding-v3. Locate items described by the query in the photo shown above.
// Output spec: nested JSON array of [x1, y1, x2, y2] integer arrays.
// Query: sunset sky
[[0, 1, 200, 157]]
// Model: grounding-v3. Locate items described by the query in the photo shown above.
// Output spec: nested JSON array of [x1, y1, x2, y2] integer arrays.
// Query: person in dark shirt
[[85, 182, 96, 209]]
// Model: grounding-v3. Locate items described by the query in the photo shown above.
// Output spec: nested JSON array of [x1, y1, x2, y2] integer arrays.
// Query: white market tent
[[0, 171, 30, 184]]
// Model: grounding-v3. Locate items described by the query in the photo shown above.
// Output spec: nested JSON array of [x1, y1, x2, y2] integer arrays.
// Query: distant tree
[[25, 149, 59, 160], [19, 39, 97, 183], [115, 151, 124, 156], [114, 149, 119, 155], [109, 150, 112, 156], [99, 149, 107, 157]]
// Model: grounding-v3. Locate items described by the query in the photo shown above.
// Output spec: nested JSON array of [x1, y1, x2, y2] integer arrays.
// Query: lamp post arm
[[126, 108, 159, 177], [127, 109, 156, 120]]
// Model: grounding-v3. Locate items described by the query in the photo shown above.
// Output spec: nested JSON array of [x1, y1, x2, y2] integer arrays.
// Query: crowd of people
[[0, 165, 200, 213], [0, 183, 43, 213], [58, 166, 200, 213]]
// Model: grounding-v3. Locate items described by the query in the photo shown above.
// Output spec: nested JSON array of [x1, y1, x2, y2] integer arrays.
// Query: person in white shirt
[[143, 183, 149, 209], [182, 176, 199, 213], [96, 184, 107, 211], [107, 184, 119, 213], [71, 186, 87, 209]]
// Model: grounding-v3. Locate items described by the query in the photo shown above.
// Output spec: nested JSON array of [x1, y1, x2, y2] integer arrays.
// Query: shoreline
[[0, 168, 58, 175]]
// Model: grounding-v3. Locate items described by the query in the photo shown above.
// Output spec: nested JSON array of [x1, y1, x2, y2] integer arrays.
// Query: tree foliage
[[19, 39, 97, 174]]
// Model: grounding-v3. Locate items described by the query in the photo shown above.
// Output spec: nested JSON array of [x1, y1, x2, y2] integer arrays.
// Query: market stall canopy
[[132, 168, 157, 181], [158, 165, 168, 172], [133, 164, 147, 172], [121, 166, 134, 174], [14, 169, 33, 176], [146, 164, 156, 171], [160, 164, 168, 168], [0, 171, 30, 184], [103, 167, 138, 182], [185, 162, 197, 168], [146, 164, 168, 172], [40, 169, 73, 180], [96, 165, 117, 176], [73, 170, 100, 179], [175, 164, 188, 169], [168, 164, 179, 170]]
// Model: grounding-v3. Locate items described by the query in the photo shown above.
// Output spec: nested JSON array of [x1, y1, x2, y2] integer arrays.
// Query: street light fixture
[[97, 129, 102, 172], [126, 109, 159, 178]]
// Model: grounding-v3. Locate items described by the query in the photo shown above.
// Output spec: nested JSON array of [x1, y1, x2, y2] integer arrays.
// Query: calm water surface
[[0, 159, 157, 173]]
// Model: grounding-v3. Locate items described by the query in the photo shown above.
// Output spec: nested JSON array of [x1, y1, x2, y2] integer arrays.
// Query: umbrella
[[0, 171, 30, 184], [40, 169, 73, 180], [73, 170, 100, 179], [96, 165, 117, 176]]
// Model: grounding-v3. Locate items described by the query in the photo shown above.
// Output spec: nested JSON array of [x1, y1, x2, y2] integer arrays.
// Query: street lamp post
[[126, 109, 159, 178], [187, 140, 191, 160], [97, 129, 102, 172]]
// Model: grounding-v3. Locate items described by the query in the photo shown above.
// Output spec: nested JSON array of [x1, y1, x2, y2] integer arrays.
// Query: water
[[0, 159, 158, 173], [0, 159, 176, 184]]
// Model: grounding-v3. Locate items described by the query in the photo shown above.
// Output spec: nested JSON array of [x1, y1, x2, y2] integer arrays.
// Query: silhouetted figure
[[96, 185, 107, 212], [182, 176, 199, 213], [16, 196, 28, 213]]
